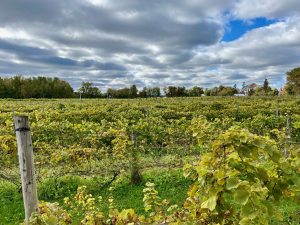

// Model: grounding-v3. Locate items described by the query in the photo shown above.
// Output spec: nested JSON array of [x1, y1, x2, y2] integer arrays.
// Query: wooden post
[[285, 114, 291, 158], [130, 133, 142, 185], [14, 116, 38, 224], [275, 96, 279, 117]]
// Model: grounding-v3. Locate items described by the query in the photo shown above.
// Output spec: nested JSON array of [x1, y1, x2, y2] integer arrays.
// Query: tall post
[[275, 96, 279, 117], [14, 116, 38, 224], [285, 114, 291, 158], [130, 132, 142, 184]]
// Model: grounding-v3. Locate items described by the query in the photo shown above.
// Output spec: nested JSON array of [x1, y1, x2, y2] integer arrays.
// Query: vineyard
[[0, 97, 299, 224]]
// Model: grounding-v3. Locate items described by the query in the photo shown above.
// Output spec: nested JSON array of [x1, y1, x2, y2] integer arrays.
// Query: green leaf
[[226, 177, 240, 190], [239, 217, 251, 225], [201, 195, 217, 211], [255, 168, 269, 182], [241, 203, 257, 220], [234, 189, 250, 205], [45, 215, 58, 225]]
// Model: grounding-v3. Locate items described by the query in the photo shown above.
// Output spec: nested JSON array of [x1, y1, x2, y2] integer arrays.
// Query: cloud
[[0, 0, 299, 90], [232, 0, 300, 19]]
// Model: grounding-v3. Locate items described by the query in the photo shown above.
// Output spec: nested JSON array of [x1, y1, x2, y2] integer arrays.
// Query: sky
[[0, 0, 300, 91]]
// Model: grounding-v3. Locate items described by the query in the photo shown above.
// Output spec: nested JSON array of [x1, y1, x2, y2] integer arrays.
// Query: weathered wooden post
[[275, 96, 279, 117], [285, 113, 292, 158], [130, 132, 142, 185], [14, 116, 38, 224]]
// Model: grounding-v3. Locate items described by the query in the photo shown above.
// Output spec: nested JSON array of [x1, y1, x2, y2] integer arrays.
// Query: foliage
[[139, 87, 161, 98], [163, 86, 188, 97], [286, 67, 300, 95], [23, 202, 72, 225], [23, 125, 300, 224], [206, 85, 238, 96], [0, 76, 74, 98], [0, 97, 299, 224], [183, 124, 300, 224], [78, 82, 102, 98]]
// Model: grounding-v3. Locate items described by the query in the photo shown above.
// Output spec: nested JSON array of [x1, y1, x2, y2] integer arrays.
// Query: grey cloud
[[0, 0, 299, 90], [232, 0, 300, 19], [143, 74, 170, 79], [0, 39, 126, 71], [227, 74, 249, 80]]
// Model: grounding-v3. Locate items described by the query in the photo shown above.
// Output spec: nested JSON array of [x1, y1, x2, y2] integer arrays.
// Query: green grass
[[0, 182, 24, 225], [0, 169, 299, 225], [0, 169, 192, 225]]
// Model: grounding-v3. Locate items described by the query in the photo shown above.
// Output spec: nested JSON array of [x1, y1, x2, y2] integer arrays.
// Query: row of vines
[[0, 96, 299, 224]]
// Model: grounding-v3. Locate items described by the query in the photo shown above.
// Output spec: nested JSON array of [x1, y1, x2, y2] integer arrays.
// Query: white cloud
[[232, 0, 300, 19], [0, 0, 299, 90], [188, 17, 300, 87]]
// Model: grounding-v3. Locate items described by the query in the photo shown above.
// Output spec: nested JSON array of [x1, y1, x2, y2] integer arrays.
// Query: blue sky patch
[[222, 18, 279, 42]]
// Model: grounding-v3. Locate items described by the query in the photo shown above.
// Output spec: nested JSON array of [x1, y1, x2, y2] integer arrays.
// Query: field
[[0, 97, 299, 224]]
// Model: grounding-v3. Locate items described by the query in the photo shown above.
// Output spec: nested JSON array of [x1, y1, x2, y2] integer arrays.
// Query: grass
[[0, 182, 24, 225], [0, 169, 299, 225], [0, 169, 192, 225]]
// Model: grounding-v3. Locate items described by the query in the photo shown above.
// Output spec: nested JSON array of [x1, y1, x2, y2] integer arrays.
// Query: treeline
[[0, 76, 278, 99], [78, 83, 163, 98], [0, 76, 74, 98], [78, 81, 279, 98], [1, 65, 299, 98], [77, 82, 205, 98]]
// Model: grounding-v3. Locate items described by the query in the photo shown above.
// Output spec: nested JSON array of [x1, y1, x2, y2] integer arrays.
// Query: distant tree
[[79, 82, 101, 98], [286, 67, 300, 95], [164, 86, 187, 97], [129, 85, 138, 98], [272, 88, 279, 96], [0, 76, 74, 98], [151, 87, 161, 97], [218, 86, 238, 96], [208, 85, 237, 96], [164, 86, 177, 97], [139, 87, 148, 98], [117, 87, 130, 98], [241, 82, 247, 94], [107, 88, 117, 98], [79, 82, 92, 94], [139, 87, 161, 98], [177, 87, 187, 97], [204, 88, 211, 96], [263, 78, 270, 95], [0, 78, 9, 97], [188, 86, 204, 97], [248, 87, 255, 96], [233, 84, 239, 93]]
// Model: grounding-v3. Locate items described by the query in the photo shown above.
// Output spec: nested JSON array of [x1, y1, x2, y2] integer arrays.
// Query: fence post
[[275, 96, 279, 117], [14, 116, 39, 224], [130, 132, 142, 184], [285, 114, 291, 158]]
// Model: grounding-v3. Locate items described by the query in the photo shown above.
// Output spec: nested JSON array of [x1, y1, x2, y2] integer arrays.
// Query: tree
[[207, 85, 238, 96], [150, 87, 161, 97], [163, 86, 187, 97], [129, 85, 138, 98], [139, 87, 148, 98], [107, 88, 115, 98], [79, 82, 92, 95], [163, 86, 177, 97], [188, 86, 204, 97], [79, 82, 101, 98], [286, 67, 300, 95], [139, 87, 160, 98], [263, 78, 270, 95], [0, 76, 74, 98]]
